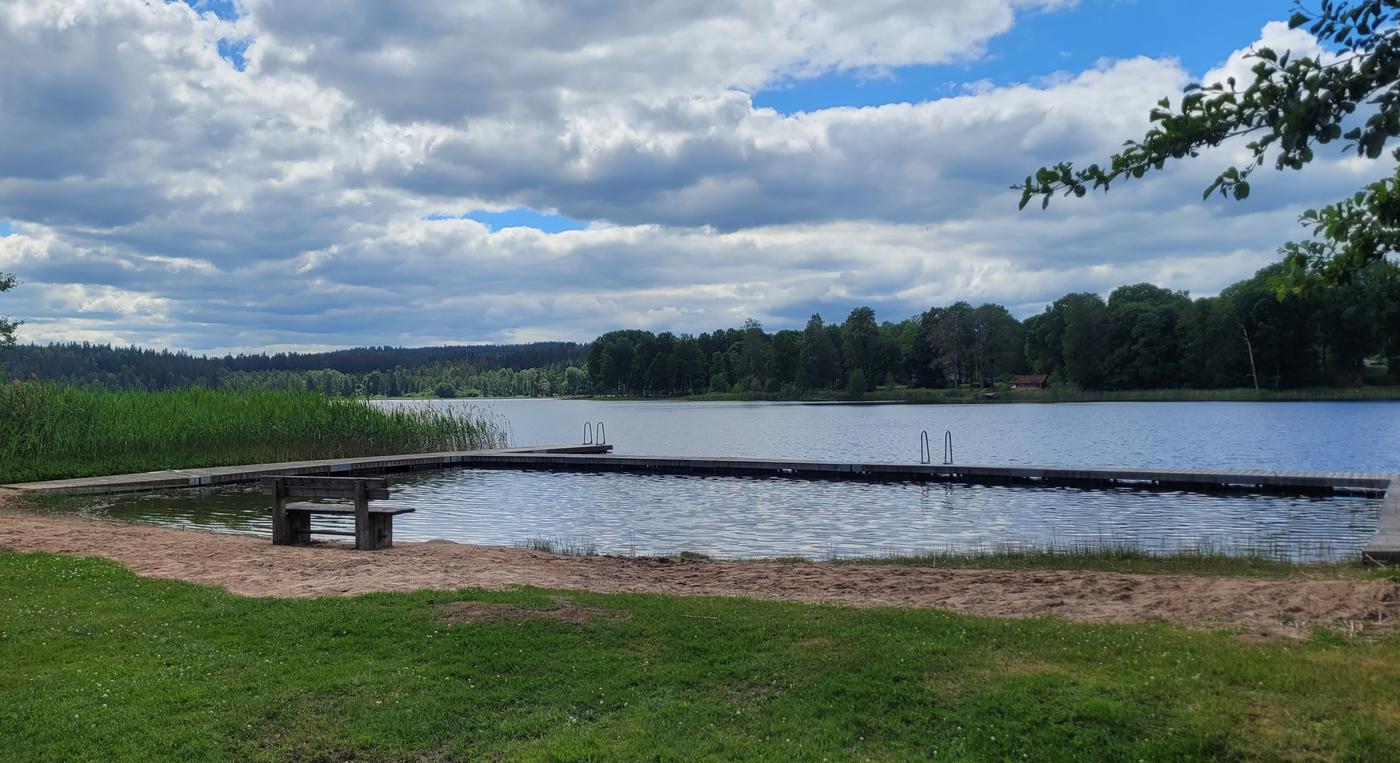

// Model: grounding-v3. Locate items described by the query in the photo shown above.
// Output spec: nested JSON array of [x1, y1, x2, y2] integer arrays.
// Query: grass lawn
[[3, 552, 1399, 761]]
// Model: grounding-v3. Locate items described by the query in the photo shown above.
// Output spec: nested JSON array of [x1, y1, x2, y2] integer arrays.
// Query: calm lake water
[[385, 398, 1400, 473], [49, 400, 1394, 561]]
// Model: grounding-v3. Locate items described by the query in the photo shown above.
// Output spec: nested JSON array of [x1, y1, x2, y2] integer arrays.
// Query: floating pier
[[3, 446, 1397, 562], [0, 444, 614, 496], [445, 452, 1392, 493]]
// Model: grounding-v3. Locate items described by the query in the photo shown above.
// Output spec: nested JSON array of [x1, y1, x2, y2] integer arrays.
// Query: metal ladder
[[920, 430, 954, 465]]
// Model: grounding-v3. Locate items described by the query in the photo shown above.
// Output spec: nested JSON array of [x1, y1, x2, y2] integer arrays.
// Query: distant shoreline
[[376, 386, 1400, 405]]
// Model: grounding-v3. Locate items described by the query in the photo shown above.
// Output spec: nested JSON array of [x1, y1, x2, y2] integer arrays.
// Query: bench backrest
[[261, 475, 390, 501]]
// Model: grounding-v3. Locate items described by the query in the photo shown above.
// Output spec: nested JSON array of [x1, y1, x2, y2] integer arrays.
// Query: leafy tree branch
[[1015, 0, 1400, 290]]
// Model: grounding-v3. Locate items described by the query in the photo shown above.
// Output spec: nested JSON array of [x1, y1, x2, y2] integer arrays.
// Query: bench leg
[[288, 511, 313, 546], [353, 482, 371, 550], [271, 492, 292, 545], [367, 513, 394, 550]]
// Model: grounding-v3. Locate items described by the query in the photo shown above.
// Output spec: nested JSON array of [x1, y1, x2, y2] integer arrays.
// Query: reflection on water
[[40, 468, 1382, 562]]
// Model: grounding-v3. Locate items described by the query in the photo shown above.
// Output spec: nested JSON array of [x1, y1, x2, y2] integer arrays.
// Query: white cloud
[[0, 1, 1376, 353]]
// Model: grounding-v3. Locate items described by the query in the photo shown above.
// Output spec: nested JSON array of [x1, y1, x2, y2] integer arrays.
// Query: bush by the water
[[0, 384, 508, 483]]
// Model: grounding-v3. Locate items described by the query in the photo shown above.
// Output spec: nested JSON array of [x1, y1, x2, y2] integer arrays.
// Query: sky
[[0, 0, 1377, 354]]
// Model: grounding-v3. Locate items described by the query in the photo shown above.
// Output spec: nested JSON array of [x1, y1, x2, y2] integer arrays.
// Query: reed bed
[[0, 384, 508, 483]]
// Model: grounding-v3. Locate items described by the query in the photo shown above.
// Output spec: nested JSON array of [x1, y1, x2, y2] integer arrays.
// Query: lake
[[48, 400, 1393, 562], [382, 398, 1400, 473]]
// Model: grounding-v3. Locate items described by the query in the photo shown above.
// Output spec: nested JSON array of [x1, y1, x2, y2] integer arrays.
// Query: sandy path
[[2, 494, 1396, 638]]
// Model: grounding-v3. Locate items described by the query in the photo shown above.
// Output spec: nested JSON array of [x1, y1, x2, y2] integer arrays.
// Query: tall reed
[[0, 384, 508, 483]]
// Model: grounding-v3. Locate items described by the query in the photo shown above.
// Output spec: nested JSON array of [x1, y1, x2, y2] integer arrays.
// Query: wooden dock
[[3, 446, 1397, 562], [0, 444, 614, 496], [437, 452, 1394, 493], [1371, 477, 1400, 563]]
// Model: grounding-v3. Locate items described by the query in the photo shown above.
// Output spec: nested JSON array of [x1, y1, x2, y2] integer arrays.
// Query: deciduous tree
[[1016, 1, 1400, 289], [0, 271, 18, 376]]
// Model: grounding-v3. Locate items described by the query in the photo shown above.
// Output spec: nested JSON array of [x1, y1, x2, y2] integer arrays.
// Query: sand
[[2, 493, 1396, 638]]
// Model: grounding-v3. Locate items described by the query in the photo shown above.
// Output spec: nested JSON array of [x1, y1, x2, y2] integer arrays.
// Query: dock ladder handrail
[[595, 421, 606, 445], [943, 430, 954, 465], [919, 430, 931, 465], [583, 421, 594, 445]]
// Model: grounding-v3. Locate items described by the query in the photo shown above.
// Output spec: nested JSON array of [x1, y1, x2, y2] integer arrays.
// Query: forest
[[587, 262, 1400, 397], [6, 262, 1400, 398], [4, 342, 591, 398]]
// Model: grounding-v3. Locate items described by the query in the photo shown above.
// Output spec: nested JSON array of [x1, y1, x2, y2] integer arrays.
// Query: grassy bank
[[517, 537, 1396, 579], [2, 552, 1398, 761], [0, 385, 507, 484], [615, 385, 1400, 404]]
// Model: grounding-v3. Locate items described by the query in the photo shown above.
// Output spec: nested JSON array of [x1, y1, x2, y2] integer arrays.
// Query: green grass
[[838, 543, 1378, 578], [517, 536, 600, 556], [3, 553, 1399, 761], [0, 385, 508, 483]]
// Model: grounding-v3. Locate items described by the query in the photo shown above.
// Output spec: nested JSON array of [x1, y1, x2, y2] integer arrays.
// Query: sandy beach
[[2, 492, 1396, 639]]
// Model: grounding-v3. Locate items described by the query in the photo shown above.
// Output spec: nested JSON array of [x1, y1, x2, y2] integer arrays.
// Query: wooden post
[[369, 513, 393, 550], [288, 510, 312, 545], [270, 477, 290, 545], [353, 479, 370, 550]]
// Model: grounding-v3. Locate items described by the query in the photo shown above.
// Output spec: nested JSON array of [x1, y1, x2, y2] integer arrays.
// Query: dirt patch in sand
[[3, 495, 1397, 639], [439, 596, 613, 625]]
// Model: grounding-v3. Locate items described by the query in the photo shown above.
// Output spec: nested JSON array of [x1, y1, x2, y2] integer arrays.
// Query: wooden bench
[[263, 475, 414, 550]]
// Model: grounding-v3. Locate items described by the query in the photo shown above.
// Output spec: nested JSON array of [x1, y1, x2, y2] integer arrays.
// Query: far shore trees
[[13, 264, 1400, 396], [572, 262, 1400, 397]]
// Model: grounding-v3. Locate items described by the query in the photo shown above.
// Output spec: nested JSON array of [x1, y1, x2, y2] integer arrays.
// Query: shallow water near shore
[[45, 469, 1381, 562]]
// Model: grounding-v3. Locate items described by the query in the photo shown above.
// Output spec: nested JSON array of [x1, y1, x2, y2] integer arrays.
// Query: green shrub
[[847, 369, 867, 400]]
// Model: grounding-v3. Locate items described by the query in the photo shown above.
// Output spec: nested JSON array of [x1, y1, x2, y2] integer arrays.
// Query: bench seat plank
[[265, 486, 392, 500], [261, 476, 389, 490], [282, 502, 416, 516]]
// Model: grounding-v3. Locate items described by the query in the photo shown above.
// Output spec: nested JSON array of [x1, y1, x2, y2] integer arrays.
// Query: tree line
[[7, 261, 1400, 398], [588, 261, 1400, 397], [4, 342, 591, 398]]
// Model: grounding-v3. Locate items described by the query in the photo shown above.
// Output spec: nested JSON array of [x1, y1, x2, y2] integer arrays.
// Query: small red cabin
[[1009, 373, 1049, 390]]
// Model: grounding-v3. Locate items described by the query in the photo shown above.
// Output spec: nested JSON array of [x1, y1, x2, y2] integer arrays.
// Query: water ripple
[[48, 468, 1382, 562]]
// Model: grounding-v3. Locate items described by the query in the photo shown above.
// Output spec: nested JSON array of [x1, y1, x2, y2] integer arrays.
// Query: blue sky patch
[[218, 38, 251, 71], [427, 208, 589, 233], [179, 0, 241, 21], [753, 0, 1287, 114], [0, 220, 12, 237]]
